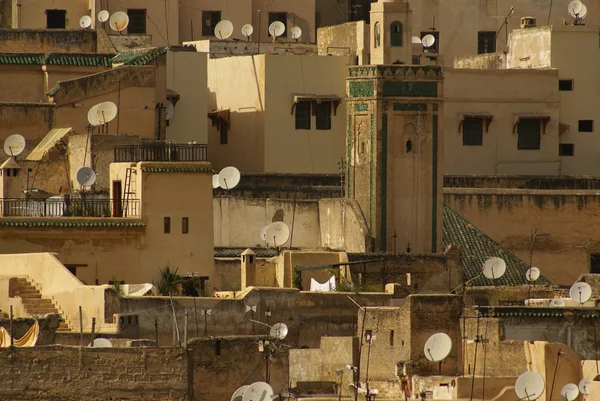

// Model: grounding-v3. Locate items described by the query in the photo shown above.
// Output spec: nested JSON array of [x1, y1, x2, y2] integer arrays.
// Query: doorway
[[112, 181, 122, 217]]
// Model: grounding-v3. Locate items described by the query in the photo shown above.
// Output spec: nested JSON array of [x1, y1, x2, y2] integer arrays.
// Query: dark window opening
[[295, 101, 311, 130], [316, 101, 332, 130], [220, 119, 228, 144], [390, 330, 395, 346], [182, 276, 209, 296], [390, 21, 403, 47], [164, 217, 171, 234], [421, 31, 439, 53], [559, 143, 574, 156], [412, 55, 421, 65], [127, 9, 147, 34], [462, 118, 484, 146], [349, 0, 378, 23], [477, 31, 496, 54], [215, 339, 222, 355], [268, 12, 287, 37], [559, 80, 574, 91], [591, 254, 600, 274], [202, 11, 221, 36], [108, 280, 125, 285], [182, 217, 189, 234], [315, 12, 321, 29], [365, 329, 373, 340], [579, 120, 594, 132], [517, 119, 541, 150], [46, 9, 66, 29]]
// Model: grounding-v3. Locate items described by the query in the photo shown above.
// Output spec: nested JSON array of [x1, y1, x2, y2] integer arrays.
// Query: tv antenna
[[482, 257, 506, 280], [290, 26, 302, 42], [268, 21, 285, 41], [515, 371, 545, 401], [241, 24, 254, 41], [561, 384, 580, 401], [109, 11, 129, 32], [266, 222, 290, 248], [214, 20, 234, 40], [243, 382, 275, 401], [79, 15, 92, 29], [492, 6, 516, 44], [165, 101, 175, 121], [569, 282, 592, 305], [4, 134, 26, 157], [76, 166, 97, 188], [424, 332, 452, 374], [579, 378, 592, 395], [98, 10, 110, 23], [550, 298, 566, 307], [231, 385, 249, 401], [217, 166, 241, 190]]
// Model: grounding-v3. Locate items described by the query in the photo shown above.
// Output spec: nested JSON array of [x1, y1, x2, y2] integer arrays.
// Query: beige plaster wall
[[46, 66, 109, 93], [317, 21, 369, 64], [0, 104, 55, 157], [15, 0, 91, 29], [0, 66, 44, 102]]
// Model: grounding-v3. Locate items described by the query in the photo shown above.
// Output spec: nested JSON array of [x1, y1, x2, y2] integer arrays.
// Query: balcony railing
[[1, 198, 140, 218], [114, 143, 208, 163]]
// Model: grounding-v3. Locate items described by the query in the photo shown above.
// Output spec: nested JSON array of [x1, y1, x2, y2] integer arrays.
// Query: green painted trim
[[369, 114, 375, 242], [0, 220, 145, 228], [381, 113, 388, 252], [354, 103, 369, 112], [347, 115, 353, 198], [383, 81, 438, 97], [432, 114, 438, 252], [349, 81, 374, 98], [141, 167, 212, 173], [393, 103, 427, 111]]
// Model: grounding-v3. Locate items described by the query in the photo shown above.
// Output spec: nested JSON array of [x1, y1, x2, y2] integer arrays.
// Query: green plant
[[111, 276, 124, 296], [155, 265, 181, 296], [292, 268, 303, 290]]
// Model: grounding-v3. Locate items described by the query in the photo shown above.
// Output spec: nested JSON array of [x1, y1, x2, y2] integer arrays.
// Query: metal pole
[[356, 306, 368, 401], [155, 318, 159, 346], [79, 306, 83, 345], [365, 335, 373, 397], [89, 317, 96, 346], [482, 322, 488, 401], [169, 293, 181, 346], [469, 314, 480, 401], [9, 305, 13, 347], [184, 311, 188, 346], [116, 80, 121, 135], [193, 276, 199, 338], [548, 350, 563, 401], [204, 311, 208, 338]]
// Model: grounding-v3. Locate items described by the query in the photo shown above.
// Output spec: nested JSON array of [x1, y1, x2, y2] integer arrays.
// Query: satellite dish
[[550, 298, 566, 307], [526, 267, 541, 282], [515, 372, 545, 401], [268, 21, 286, 38], [412, 36, 422, 44], [290, 26, 302, 40], [424, 333, 452, 362], [579, 378, 592, 395], [46, 196, 65, 217], [4, 134, 26, 157], [242, 24, 254, 38], [266, 222, 290, 247], [87, 104, 102, 127], [214, 20, 234, 39], [232, 385, 249, 401], [260, 225, 270, 242], [422, 34, 436, 48], [570, 282, 592, 304], [97, 101, 117, 124], [270, 323, 288, 340], [109, 11, 129, 32], [568, 0, 584, 18], [76, 167, 97, 187], [218, 166, 241, 189], [243, 382, 275, 401], [561, 384, 580, 401], [166, 101, 175, 120], [88, 338, 112, 347], [482, 257, 506, 280], [212, 174, 220, 189], [579, 4, 588, 19], [98, 10, 110, 23], [79, 15, 92, 28]]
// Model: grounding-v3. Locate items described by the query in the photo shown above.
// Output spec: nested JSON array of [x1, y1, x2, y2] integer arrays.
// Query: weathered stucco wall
[[0, 29, 97, 52], [454, 52, 506, 69], [317, 21, 369, 64]]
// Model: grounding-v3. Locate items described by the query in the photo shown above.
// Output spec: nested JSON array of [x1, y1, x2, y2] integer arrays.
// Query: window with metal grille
[[477, 31, 496, 54], [559, 80, 573, 91], [295, 101, 311, 130], [421, 31, 439, 53], [182, 217, 189, 234], [268, 12, 287, 37], [220, 119, 228, 144], [517, 119, 541, 150], [127, 9, 146, 34], [579, 120, 593, 132], [46, 10, 66, 29], [559, 143, 574, 156], [202, 11, 221, 36], [390, 21, 403, 46], [164, 217, 171, 234], [316, 102, 332, 130], [462, 118, 483, 146], [412, 55, 421, 65]]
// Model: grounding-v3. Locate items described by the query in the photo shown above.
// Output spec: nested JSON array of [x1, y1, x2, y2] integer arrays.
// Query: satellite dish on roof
[[526, 267, 540, 282], [266, 222, 290, 247], [482, 257, 506, 280], [243, 382, 275, 401], [561, 384, 580, 401], [98, 10, 110, 23], [515, 372, 545, 401], [570, 282, 592, 304], [579, 4, 588, 19], [242, 24, 254, 39], [166, 101, 175, 120], [412, 36, 422, 44], [87, 104, 102, 127], [214, 20, 234, 39], [269, 21, 286, 38], [109, 11, 129, 32], [270, 323, 288, 340], [88, 338, 112, 347], [260, 225, 270, 242], [97, 101, 117, 124], [4, 134, 26, 157], [424, 333, 452, 362], [550, 298, 566, 307], [579, 378, 592, 395], [568, 0, 584, 17], [76, 167, 97, 187], [46, 196, 65, 217], [218, 166, 241, 189], [212, 174, 220, 189], [231, 385, 249, 401], [422, 34, 436, 48], [79, 15, 92, 28], [290, 26, 302, 40]]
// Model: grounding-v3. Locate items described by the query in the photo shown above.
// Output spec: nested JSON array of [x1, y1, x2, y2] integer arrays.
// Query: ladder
[[122, 168, 137, 217]]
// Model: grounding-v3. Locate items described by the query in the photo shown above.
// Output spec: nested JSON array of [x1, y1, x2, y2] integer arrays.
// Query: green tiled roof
[[141, 167, 212, 173], [443, 203, 552, 286], [111, 52, 140, 64], [0, 54, 45, 65], [0, 220, 145, 228], [127, 47, 168, 65], [45, 54, 114, 67], [215, 248, 279, 258], [478, 306, 600, 319]]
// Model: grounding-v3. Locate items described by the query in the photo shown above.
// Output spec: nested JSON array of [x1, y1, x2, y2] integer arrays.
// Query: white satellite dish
[[260, 225, 270, 242], [579, 378, 592, 395], [422, 34, 436, 48], [515, 372, 545, 401], [270, 323, 288, 340], [76, 167, 97, 187], [165, 101, 175, 120], [97, 101, 117, 124], [268, 21, 286, 38], [87, 104, 102, 127], [550, 298, 566, 307], [109, 11, 129, 32], [568, 0, 584, 18], [526, 267, 541, 282], [561, 384, 580, 401], [290, 26, 302, 40], [218, 166, 241, 189], [243, 382, 275, 401], [412, 36, 422, 44], [482, 257, 507, 280], [570, 282, 592, 304], [214, 20, 234, 39], [46, 196, 65, 217], [579, 4, 588, 19], [232, 385, 249, 401], [212, 174, 220, 189], [266, 222, 290, 247], [98, 10, 110, 23], [241, 24, 254, 39], [88, 338, 112, 347], [424, 333, 452, 362], [79, 15, 92, 28], [4, 134, 26, 157]]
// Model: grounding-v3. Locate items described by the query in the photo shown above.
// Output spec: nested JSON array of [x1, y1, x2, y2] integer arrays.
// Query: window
[[315, 12, 321, 29], [517, 119, 541, 150], [127, 9, 146, 34], [591, 254, 600, 274], [220, 119, 228, 144], [365, 329, 373, 340], [316, 101, 332, 130], [182, 217, 189, 234], [164, 217, 171, 234], [421, 31, 439, 53], [202, 11, 221, 36], [46, 9, 66, 29], [374, 22, 380, 48], [559, 143, 574, 156], [579, 120, 594, 132], [390, 21, 403, 47], [268, 12, 287, 37], [295, 101, 311, 130], [462, 118, 484, 146], [559, 80, 573, 91], [412, 55, 421, 65], [477, 31, 496, 54], [390, 330, 395, 346]]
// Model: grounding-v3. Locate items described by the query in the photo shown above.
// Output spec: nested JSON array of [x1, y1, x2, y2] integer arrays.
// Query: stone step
[[18, 293, 42, 299], [56, 322, 71, 332], [21, 298, 53, 305], [27, 309, 59, 315]]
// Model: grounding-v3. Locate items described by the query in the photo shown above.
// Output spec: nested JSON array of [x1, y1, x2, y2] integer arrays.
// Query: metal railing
[[114, 143, 208, 162], [1, 198, 140, 218]]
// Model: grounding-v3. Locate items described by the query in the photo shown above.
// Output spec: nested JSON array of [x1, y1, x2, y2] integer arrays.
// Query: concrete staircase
[[13, 277, 71, 332]]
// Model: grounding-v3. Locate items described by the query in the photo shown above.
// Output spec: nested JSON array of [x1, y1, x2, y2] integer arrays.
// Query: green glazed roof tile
[[45, 53, 114, 67], [0, 54, 45, 65], [0, 219, 145, 228], [127, 47, 168, 65]]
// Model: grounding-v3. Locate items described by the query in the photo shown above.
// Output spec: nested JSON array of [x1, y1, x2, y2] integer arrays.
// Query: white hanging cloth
[[310, 276, 336, 292]]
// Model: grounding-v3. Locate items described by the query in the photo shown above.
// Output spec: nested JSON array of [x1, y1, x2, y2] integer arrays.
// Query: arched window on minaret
[[390, 21, 403, 47], [374, 22, 381, 48]]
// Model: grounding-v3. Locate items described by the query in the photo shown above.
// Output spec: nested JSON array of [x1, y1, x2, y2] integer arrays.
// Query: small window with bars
[[202, 11, 221, 36], [295, 101, 311, 130], [316, 101, 332, 130], [462, 118, 484, 146], [127, 9, 147, 34], [517, 119, 541, 150], [477, 31, 496, 54]]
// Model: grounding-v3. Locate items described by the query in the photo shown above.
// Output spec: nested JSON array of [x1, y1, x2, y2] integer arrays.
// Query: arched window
[[374, 22, 381, 48], [390, 21, 403, 47]]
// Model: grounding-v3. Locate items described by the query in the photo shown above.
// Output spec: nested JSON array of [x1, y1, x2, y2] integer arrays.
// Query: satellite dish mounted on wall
[[412, 36, 422, 44], [570, 282, 592, 305], [97, 101, 118, 125], [579, 4, 588, 19], [241, 24, 254, 40], [290, 26, 302, 41], [482, 257, 506, 280], [4, 134, 26, 157], [242, 382, 274, 401], [268, 21, 285, 41], [87, 104, 102, 127], [214, 20, 234, 40], [568, 0, 584, 18], [79, 15, 92, 29], [561, 384, 580, 401], [266, 222, 290, 247], [424, 332, 452, 363], [109, 11, 129, 32], [218, 166, 241, 190], [422, 34, 436, 49], [579, 378, 592, 395], [98, 10, 110, 23], [76, 167, 97, 187], [526, 267, 541, 282], [231, 385, 249, 401], [515, 372, 545, 401], [165, 101, 175, 120], [270, 323, 288, 340], [88, 338, 112, 347], [260, 224, 270, 243], [212, 174, 220, 189]]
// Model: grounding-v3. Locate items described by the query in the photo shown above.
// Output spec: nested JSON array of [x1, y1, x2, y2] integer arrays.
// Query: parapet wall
[[0, 29, 97, 53]]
